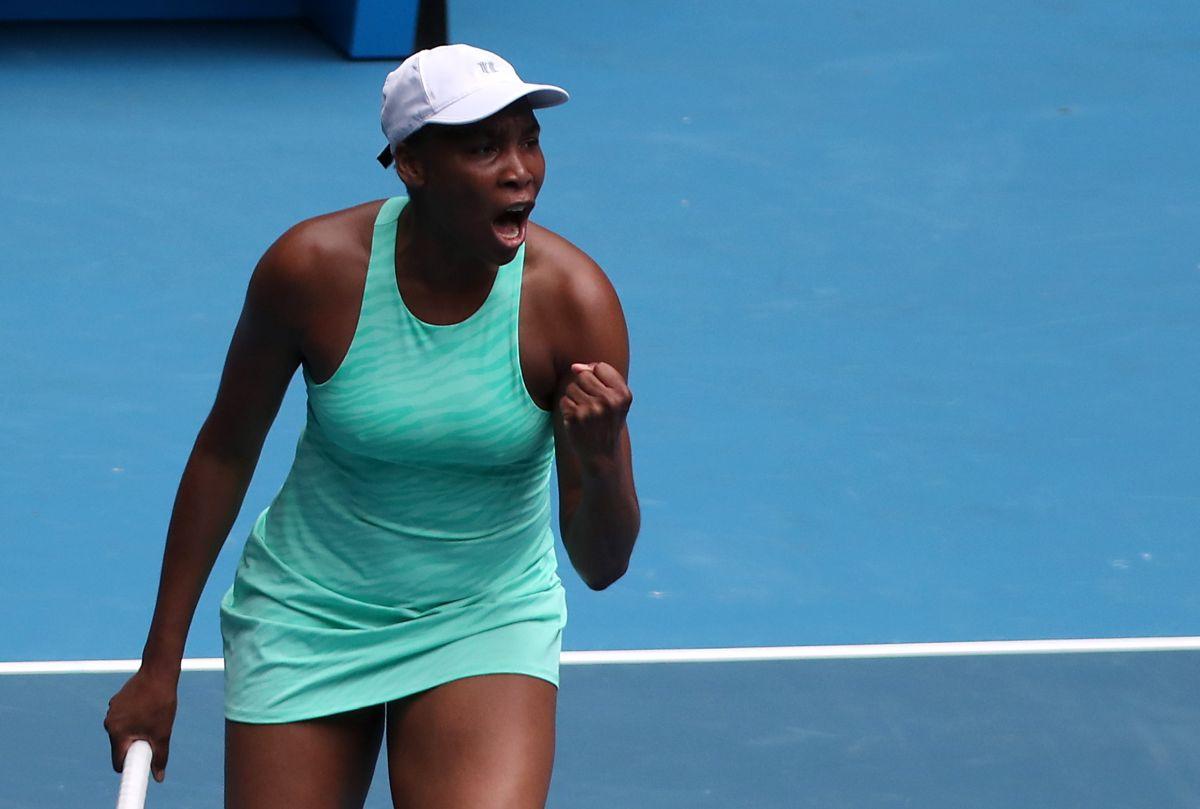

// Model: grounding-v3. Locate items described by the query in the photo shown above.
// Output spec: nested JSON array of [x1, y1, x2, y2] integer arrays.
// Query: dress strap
[[362, 196, 407, 299]]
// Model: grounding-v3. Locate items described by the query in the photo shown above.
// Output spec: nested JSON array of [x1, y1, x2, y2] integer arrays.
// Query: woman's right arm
[[104, 233, 310, 782]]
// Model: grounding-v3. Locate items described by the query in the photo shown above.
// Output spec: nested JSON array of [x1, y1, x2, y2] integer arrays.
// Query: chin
[[483, 235, 524, 265], [496, 242, 523, 264]]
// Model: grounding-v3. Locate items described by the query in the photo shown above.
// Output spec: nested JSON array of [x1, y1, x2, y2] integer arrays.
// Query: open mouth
[[492, 201, 533, 246]]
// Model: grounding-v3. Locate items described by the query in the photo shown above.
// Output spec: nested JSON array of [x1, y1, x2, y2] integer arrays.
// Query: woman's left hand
[[559, 362, 633, 473]]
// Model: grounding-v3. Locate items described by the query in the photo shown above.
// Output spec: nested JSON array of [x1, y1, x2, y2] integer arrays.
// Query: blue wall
[[0, 1, 301, 19], [0, 0, 421, 58]]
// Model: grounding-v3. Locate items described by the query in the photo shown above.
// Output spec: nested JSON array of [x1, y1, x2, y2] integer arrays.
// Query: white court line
[[3, 636, 1200, 675]]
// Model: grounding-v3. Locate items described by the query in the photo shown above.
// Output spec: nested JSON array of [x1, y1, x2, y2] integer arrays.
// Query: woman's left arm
[[552, 253, 640, 591]]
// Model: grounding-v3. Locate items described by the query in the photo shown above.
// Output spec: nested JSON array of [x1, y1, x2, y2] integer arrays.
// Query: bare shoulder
[[524, 222, 622, 318], [247, 199, 385, 327], [525, 222, 630, 376], [259, 200, 384, 287]]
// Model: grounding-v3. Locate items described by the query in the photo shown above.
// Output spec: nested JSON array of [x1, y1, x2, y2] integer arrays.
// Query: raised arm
[[551, 250, 640, 591], [103, 230, 310, 781]]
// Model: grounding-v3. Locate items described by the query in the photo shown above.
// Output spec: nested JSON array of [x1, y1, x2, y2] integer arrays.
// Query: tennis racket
[[116, 740, 152, 809]]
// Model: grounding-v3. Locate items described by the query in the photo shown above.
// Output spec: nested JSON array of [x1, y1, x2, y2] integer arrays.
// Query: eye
[[522, 136, 541, 149], [469, 142, 498, 156]]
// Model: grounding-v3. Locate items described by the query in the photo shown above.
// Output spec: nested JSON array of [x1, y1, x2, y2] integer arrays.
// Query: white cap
[[377, 44, 569, 167]]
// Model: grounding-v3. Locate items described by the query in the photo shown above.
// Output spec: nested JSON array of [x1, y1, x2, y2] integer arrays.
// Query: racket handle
[[116, 740, 153, 809]]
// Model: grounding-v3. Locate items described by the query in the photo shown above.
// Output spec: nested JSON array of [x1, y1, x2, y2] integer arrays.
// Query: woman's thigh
[[225, 704, 386, 809], [385, 674, 557, 809]]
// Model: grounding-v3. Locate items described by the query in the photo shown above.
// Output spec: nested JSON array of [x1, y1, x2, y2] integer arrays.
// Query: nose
[[499, 145, 535, 189]]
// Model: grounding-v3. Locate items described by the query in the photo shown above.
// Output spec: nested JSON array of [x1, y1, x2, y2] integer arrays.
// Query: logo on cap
[[478, 61, 497, 74]]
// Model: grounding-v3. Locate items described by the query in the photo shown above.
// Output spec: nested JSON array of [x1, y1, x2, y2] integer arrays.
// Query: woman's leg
[[384, 674, 557, 809], [225, 704, 386, 809]]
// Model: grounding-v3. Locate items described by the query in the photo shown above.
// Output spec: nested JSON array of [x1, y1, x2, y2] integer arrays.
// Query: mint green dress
[[219, 196, 567, 723]]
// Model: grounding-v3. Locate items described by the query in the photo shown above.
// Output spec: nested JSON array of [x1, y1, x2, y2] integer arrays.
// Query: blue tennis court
[[2, 1, 1199, 806]]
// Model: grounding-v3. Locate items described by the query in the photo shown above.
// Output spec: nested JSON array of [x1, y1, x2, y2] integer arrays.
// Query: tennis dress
[[218, 196, 567, 723]]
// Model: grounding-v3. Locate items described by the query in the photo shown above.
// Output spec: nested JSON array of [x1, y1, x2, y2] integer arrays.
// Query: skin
[[102, 99, 640, 808]]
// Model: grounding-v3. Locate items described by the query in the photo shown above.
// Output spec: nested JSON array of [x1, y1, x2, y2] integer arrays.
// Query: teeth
[[506, 205, 525, 212]]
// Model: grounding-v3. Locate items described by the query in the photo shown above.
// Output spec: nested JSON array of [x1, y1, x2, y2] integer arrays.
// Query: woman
[[103, 44, 640, 809]]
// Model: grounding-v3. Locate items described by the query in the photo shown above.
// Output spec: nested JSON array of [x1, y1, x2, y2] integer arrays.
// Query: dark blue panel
[[349, 0, 418, 58], [303, 0, 419, 59], [300, 0, 355, 56]]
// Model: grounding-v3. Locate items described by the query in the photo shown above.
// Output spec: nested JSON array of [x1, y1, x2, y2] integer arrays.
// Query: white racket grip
[[116, 740, 153, 809]]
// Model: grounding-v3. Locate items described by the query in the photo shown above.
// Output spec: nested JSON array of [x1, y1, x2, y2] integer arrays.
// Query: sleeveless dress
[[218, 196, 567, 723]]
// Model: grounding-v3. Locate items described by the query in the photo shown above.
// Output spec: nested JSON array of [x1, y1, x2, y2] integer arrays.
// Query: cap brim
[[376, 82, 568, 168], [428, 82, 569, 127]]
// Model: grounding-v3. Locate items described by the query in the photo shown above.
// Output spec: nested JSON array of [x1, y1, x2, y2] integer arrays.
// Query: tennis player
[[103, 43, 640, 808]]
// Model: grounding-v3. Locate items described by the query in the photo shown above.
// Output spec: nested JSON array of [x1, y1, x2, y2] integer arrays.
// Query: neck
[[394, 199, 495, 288]]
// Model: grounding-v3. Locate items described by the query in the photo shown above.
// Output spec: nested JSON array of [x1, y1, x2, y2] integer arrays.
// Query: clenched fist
[[103, 669, 177, 783], [558, 361, 633, 471]]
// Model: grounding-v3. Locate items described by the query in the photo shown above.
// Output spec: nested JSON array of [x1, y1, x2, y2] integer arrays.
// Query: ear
[[393, 143, 426, 189]]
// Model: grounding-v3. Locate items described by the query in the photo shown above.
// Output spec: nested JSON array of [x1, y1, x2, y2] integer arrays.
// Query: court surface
[[2, 1, 1199, 806]]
